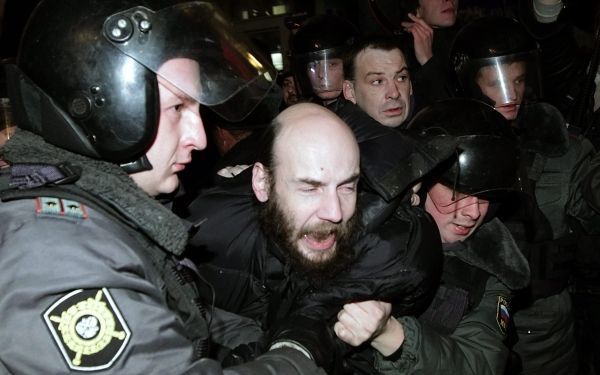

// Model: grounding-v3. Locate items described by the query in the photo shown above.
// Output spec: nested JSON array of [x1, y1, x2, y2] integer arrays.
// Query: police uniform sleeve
[[0, 198, 206, 373], [374, 277, 511, 374]]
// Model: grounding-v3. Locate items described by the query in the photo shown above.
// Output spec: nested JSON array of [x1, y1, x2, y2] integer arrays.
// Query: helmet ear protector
[[10, 0, 277, 172]]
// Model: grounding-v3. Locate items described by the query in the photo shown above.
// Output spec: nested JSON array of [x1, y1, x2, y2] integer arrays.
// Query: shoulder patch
[[35, 197, 88, 219], [43, 288, 130, 371], [496, 295, 510, 336]]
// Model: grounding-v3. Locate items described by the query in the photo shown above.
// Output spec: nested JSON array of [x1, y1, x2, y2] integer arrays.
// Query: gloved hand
[[267, 315, 351, 374], [221, 341, 265, 368]]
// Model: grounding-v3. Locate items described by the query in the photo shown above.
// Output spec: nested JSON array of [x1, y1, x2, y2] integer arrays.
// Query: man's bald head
[[255, 102, 359, 174], [252, 102, 360, 279]]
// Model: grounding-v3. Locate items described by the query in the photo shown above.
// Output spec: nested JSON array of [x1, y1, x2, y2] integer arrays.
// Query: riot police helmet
[[7, 0, 277, 171], [405, 98, 525, 206], [289, 14, 359, 101], [449, 16, 542, 119]]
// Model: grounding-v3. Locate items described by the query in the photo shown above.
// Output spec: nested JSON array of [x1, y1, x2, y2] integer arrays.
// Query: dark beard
[[258, 193, 358, 283]]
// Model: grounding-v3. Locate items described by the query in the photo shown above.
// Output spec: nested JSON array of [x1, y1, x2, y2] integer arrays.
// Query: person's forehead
[[275, 114, 358, 169], [356, 47, 406, 72], [479, 61, 526, 76], [157, 58, 201, 99]]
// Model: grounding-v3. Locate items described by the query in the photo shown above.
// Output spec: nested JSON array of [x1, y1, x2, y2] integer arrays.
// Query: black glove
[[267, 315, 350, 374], [221, 341, 265, 368]]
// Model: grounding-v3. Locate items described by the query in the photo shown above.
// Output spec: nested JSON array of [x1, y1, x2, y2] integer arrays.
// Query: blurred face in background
[[281, 76, 299, 107], [417, 0, 459, 27]]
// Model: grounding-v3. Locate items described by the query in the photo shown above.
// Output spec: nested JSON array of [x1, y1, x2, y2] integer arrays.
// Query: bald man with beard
[[251, 103, 361, 280], [183, 103, 443, 372]]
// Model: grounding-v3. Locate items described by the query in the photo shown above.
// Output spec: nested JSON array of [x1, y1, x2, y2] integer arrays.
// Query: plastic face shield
[[103, 2, 276, 122], [298, 48, 344, 98], [462, 52, 541, 109]]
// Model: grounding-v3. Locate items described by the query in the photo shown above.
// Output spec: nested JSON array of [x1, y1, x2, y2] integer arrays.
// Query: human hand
[[334, 300, 392, 346], [401, 13, 434, 65], [334, 301, 405, 356]]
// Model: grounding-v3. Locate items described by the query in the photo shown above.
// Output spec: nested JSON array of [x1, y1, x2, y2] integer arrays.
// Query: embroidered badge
[[35, 197, 88, 219], [496, 295, 510, 336], [43, 288, 130, 371]]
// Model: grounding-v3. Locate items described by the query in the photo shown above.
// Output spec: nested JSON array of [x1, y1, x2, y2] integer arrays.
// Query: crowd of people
[[2, 0, 600, 374]]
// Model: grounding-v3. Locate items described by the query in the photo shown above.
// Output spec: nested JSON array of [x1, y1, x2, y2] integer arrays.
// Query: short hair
[[255, 117, 284, 173], [343, 35, 407, 81]]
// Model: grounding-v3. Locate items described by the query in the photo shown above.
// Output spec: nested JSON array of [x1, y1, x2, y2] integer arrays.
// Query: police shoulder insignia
[[35, 197, 89, 219], [43, 288, 131, 371], [496, 295, 510, 336]]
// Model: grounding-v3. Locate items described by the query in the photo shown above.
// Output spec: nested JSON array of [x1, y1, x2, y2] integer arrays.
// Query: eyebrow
[[365, 66, 409, 77], [295, 173, 360, 187]]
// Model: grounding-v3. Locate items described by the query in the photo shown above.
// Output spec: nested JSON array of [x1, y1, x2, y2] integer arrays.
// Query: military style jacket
[[375, 218, 530, 374]]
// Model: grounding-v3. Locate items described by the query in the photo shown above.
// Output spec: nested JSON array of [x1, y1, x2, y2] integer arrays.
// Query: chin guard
[[120, 155, 152, 174]]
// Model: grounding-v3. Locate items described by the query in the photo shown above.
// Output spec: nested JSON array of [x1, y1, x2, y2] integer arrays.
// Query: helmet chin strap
[[120, 155, 153, 174]]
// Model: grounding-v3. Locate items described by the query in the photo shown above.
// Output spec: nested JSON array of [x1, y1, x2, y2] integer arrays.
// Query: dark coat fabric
[[0, 130, 326, 375], [185, 169, 443, 329]]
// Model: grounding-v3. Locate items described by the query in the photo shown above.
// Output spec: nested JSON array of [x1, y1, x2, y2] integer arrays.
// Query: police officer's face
[[307, 58, 345, 101], [344, 47, 412, 128], [476, 61, 527, 121], [417, 0, 458, 28], [130, 58, 207, 196], [424, 183, 489, 243], [253, 104, 360, 272]]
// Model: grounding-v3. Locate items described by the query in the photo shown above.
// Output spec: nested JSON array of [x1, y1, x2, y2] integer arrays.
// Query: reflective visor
[[296, 47, 345, 93], [463, 52, 541, 109], [103, 2, 276, 121]]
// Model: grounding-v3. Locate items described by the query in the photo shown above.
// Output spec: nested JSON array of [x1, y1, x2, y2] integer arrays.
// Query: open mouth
[[453, 223, 474, 236], [302, 232, 336, 251]]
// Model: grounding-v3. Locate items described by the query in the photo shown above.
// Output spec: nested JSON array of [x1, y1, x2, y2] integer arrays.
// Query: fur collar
[[2, 130, 188, 255], [445, 218, 530, 289], [517, 102, 570, 157]]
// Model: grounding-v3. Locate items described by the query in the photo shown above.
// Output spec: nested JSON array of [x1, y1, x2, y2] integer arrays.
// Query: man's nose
[[185, 109, 207, 151], [386, 81, 400, 100], [317, 190, 343, 223], [457, 196, 482, 220]]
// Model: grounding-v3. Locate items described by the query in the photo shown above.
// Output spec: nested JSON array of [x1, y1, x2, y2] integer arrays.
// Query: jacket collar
[[2, 130, 188, 255]]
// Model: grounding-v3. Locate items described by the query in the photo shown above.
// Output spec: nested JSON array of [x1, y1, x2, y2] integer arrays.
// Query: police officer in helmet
[[289, 14, 359, 108], [0, 0, 331, 373], [450, 16, 598, 375], [332, 98, 530, 374]]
